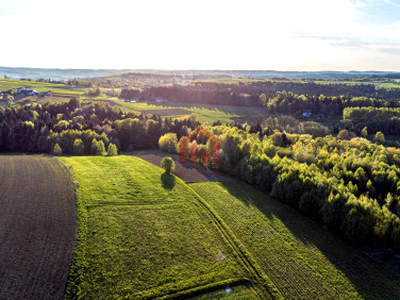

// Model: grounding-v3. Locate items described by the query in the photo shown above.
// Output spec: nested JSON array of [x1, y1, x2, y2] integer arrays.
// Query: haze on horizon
[[1, 0, 400, 72]]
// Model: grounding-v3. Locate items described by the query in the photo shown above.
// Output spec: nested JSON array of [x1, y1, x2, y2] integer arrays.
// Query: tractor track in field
[[0, 155, 76, 300]]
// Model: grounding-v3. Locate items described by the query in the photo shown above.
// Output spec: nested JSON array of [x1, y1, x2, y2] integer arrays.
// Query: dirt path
[[131, 150, 230, 182], [0, 156, 76, 300]]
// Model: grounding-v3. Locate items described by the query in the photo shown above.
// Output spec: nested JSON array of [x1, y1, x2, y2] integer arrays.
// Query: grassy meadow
[[58, 154, 400, 299], [190, 181, 400, 299], [102, 97, 269, 124], [60, 156, 269, 299]]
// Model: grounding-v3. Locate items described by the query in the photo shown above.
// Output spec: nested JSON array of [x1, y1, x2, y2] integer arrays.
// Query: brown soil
[[131, 149, 230, 182], [0, 156, 76, 300]]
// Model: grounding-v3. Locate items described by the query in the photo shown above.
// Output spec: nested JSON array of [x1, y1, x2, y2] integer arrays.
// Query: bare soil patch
[[0, 155, 76, 300], [131, 149, 230, 182], [138, 108, 192, 116]]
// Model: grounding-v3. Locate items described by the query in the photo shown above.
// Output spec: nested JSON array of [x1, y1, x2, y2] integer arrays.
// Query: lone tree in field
[[161, 157, 175, 174]]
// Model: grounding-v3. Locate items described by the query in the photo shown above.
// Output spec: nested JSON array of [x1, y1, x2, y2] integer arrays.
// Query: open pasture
[[61, 156, 265, 299]]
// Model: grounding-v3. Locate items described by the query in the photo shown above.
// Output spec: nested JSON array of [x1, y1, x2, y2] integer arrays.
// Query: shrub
[[91, 139, 106, 155], [107, 143, 118, 156], [158, 133, 178, 154], [373, 131, 385, 145], [53, 143, 63, 156]]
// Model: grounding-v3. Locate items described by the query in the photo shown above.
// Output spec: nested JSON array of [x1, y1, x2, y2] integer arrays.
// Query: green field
[[95, 97, 269, 124], [60, 156, 274, 299], [59, 154, 400, 299], [190, 181, 400, 299], [0, 78, 84, 95]]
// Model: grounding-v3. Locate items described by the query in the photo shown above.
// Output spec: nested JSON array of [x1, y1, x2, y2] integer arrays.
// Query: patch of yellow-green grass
[[60, 156, 251, 299], [377, 82, 400, 89], [190, 181, 400, 299]]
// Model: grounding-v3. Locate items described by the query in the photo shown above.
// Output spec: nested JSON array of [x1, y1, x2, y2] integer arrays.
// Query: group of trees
[[343, 107, 400, 135], [117, 83, 400, 120], [0, 98, 200, 155], [174, 125, 400, 252]]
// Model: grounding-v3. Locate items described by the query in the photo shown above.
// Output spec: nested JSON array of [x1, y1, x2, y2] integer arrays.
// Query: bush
[[91, 139, 106, 156], [158, 133, 178, 154], [107, 143, 118, 156], [53, 143, 63, 156], [373, 131, 385, 145], [161, 157, 175, 174]]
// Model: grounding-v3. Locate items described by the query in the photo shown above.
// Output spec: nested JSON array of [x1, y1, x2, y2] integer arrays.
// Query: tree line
[[167, 125, 400, 252], [343, 107, 400, 135], [0, 98, 200, 154]]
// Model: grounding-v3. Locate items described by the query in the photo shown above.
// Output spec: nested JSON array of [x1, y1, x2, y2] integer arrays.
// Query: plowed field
[[0, 156, 76, 300]]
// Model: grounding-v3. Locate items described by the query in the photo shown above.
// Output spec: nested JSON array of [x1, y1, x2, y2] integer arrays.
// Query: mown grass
[[190, 181, 400, 299], [60, 156, 258, 299]]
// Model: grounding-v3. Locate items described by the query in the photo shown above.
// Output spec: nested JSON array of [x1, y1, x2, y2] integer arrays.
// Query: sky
[[1, 0, 400, 71]]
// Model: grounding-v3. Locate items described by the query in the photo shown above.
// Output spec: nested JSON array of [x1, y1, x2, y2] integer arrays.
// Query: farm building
[[130, 97, 139, 102], [18, 88, 39, 96]]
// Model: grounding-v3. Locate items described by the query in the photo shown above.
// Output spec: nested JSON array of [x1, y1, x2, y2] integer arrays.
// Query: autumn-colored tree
[[188, 131, 197, 142], [189, 141, 199, 163], [200, 145, 210, 166], [198, 128, 212, 144], [178, 136, 190, 163], [207, 136, 221, 160]]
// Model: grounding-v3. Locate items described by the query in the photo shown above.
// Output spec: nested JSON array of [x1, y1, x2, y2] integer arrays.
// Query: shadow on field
[[161, 172, 175, 190], [219, 180, 400, 299]]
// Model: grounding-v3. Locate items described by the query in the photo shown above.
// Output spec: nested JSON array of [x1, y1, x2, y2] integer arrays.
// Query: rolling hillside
[[60, 156, 273, 299], [60, 154, 400, 299]]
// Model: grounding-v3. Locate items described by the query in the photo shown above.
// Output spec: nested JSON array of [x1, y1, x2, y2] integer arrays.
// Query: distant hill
[[0, 66, 398, 81]]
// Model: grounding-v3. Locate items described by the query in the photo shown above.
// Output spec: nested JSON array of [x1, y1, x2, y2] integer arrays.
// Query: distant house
[[302, 109, 312, 117], [18, 87, 39, 96], [130, 97, 139, 103], [28, 90, 39, 96], [106, 90, 112, 96]]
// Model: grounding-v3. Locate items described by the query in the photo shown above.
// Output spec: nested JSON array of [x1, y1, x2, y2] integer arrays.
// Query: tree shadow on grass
[[219, 180, 400, 299], [161, 172, 175, 190]]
